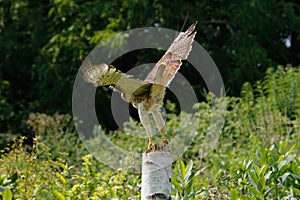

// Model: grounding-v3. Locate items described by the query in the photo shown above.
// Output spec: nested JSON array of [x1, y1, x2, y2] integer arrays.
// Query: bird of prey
[[80, 22, 197, 152]]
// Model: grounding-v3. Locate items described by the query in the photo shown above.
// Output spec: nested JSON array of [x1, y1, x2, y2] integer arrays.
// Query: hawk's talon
[[162, 137, 168, 146], [147, 138, 154, 151], [154, 144, 160, 151]]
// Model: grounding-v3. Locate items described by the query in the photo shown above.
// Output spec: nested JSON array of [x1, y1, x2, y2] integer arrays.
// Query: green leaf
[[259, 148, 267, 164], [187, 188, 205, 198], [246, 160, 253, 170], [264, 171, 272, 180], [229, 188, 239, 200], [56, 172, 66, 184], [183, 180, 193, 193], [178, 158, 186, 178], [55, 191, 66, 200], [263, 186, 275, 197], [184, 160, 193, 183], [278, 154, 294, 170], [3, 189, 12, 200], [174, 192, 181, 200], [248, 186, 263, 200], [254, 165, 262, 176], [285, 144, 296, 156], [277, 155, 285, 163], [249, 170, 259, 187], [291, 162, 300, 175], [260, 176, 266, 190], [259, 164, 268, 176], [292, 187, 300, 196], [280, 172, 290, 183], [171, 178, 182, 190]]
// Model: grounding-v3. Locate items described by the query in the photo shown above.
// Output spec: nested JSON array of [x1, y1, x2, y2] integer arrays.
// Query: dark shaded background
[[0, 0, 299, 135]]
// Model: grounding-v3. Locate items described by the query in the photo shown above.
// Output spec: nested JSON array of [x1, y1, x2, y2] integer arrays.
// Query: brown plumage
[[80, 22, 197, 151]]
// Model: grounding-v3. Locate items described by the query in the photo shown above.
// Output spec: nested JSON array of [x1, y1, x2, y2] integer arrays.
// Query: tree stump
[[141, 147, 172, 200]]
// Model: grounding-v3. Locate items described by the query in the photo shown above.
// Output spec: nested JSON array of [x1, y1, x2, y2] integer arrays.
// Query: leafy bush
[[26, 112, 87, 166], [172, 158, 205, 199], [233, 142, 300, 199], [0, 66, 299, 199], [0, 137, 140, 200], [0, 137, 61, 199]]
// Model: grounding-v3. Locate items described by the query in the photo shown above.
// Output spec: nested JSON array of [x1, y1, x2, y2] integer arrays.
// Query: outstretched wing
[[80, 59, 109, 87], [144, 22, 197, 86], [80, 59, 151, 104]]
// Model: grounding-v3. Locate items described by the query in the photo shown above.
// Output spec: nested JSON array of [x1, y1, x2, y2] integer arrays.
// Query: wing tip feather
[[186, 21, 198, 35]]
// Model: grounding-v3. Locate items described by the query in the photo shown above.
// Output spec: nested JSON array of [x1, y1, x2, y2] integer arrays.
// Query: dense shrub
[[0, 66, 299, 199]]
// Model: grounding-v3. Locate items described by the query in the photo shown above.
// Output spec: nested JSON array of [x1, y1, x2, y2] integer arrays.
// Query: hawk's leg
[[152, 109, 168, 146], [138, 104, 154, 150]]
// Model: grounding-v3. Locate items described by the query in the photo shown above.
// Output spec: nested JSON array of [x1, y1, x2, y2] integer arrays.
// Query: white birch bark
[[141, 148, 172, 200]]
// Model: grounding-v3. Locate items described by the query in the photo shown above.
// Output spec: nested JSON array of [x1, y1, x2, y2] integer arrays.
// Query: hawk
[[80, 22, 197, 151]]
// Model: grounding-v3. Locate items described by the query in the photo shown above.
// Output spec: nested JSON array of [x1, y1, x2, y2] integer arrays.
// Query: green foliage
[[237, 142, 300, 199], [172, 158, 205, 199], [185, 66, 300, 199], [0, 136, 61, 199], [2, 189, 12, 200], [0, 137, 140, 200], [1, 0, 300, 134], [57, 154, 140, 199], [262, 65, 300, 118], [25, 112, 87, 165], [0, 67, 300, 199], [0, 65, 299, 199], [0, 0, 300, 198]]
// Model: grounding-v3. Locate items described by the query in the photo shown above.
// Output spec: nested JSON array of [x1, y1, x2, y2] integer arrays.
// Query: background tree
[[0, 0, 299, 138]]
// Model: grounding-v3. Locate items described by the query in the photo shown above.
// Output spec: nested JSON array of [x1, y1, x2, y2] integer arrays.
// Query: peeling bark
[[141, 147, 172, 200]]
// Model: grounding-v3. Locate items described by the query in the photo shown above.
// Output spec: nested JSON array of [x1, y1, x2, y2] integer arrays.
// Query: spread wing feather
[[144, 21, 197, 86], [80, 22, 197, 102], [80, 59, 151, 103]]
